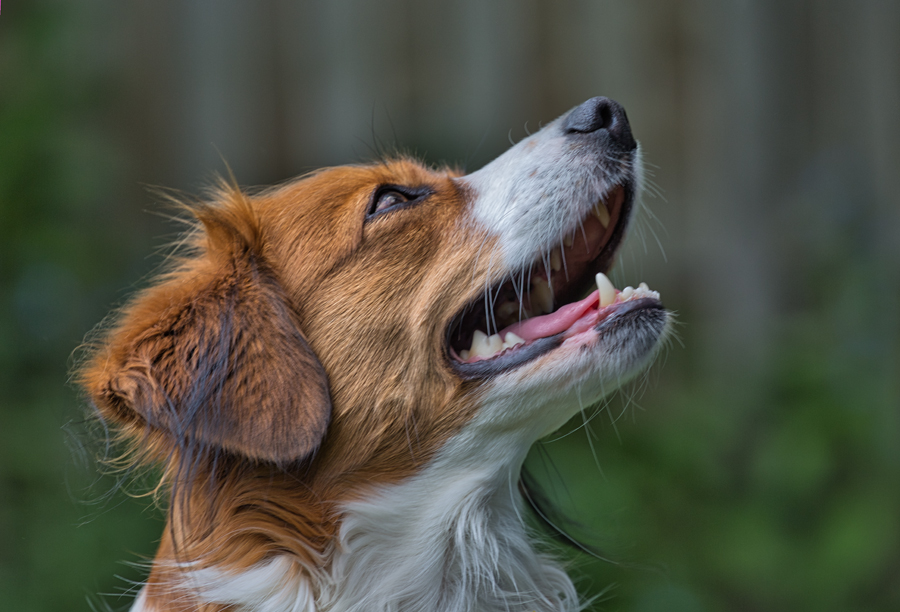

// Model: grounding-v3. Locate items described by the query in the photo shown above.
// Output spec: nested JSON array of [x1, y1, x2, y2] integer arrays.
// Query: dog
[[80, 96, 670, 612]]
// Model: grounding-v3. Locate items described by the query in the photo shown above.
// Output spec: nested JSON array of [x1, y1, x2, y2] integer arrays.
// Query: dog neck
[[164, 419, 579, 612], [324, 425, 578, 612]]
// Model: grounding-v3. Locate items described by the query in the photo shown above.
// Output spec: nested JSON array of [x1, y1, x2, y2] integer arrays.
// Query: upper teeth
[[550, 248, 562, 272], [593, 201, 610, 227], [531, 277, 554, 315], [496, 301, 519, 322]]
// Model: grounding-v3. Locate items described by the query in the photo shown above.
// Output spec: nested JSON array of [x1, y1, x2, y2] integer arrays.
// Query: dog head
[[80, 96, 670, 609]]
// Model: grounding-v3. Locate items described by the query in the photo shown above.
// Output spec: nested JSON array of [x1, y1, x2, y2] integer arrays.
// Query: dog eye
[[373, 190, 410, 213], [366, 186, 430, 219]]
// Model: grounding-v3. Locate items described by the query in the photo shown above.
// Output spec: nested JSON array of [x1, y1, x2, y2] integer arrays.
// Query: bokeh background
[[2, 1, 898, 610]]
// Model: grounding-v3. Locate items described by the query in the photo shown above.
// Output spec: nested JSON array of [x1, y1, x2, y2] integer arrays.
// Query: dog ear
[[83, 194, 331, 464]]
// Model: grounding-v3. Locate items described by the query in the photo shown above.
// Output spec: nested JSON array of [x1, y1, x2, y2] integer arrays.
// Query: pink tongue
[[502, 290, 600, 341]]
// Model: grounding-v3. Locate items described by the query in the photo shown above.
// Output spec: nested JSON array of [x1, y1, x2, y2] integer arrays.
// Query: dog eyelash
[[366, 185, 431, 220]]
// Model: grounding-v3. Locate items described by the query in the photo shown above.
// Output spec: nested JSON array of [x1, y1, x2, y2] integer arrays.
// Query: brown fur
[[80, 159, 502, 608]]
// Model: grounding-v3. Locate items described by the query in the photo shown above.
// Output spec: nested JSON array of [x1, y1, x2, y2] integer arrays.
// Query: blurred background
[[1, 1, 898, 610]]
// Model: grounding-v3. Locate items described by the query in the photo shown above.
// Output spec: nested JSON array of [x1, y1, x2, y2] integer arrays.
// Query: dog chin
[[484, 297, 671, 438]]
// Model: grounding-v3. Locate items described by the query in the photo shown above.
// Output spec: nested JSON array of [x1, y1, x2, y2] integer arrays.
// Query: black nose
[[563, 97, 636, 150]]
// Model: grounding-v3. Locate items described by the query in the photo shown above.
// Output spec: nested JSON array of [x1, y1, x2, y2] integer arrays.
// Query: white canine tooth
[[620, 286, 634, 301], [563, 234, 574, 248], [531, 277, 554, 314], [502, 332, 526, 349], [460, 350, 470, 360], [639, 282, 649, 291], [596, 272, 616, 307], [550, 248, 562, 272], [593, 201, 611, 227]]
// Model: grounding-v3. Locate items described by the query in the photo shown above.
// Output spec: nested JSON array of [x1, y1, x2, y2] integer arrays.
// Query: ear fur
[[83, 190, 331, 464]]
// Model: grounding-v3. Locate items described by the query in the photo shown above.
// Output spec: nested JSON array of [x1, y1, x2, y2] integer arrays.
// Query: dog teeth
[[468, 330, 488, 357], [462, 330, 526, 362], [470, 330, 504, 359], [563, 233, 574, 248], [550, 248, 562, 272], [593, 201, 610, 227], [595, 274, 661, 310], [502, 332, 525, 349], [531, 277, 554, 315], [626, 283, 660, 302], [496, 301, 519, 323], [596, 272, 617, 307], [460, 276, 661, 363]]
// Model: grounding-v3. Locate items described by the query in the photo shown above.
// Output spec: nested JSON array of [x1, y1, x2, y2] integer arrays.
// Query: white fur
[[322, 409, 577, 612], [175, 556, 318, 612], [463, 107, 641, 274], [131, 588, 151, 611]]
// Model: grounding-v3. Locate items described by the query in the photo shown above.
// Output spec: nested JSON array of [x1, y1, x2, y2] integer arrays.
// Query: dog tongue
[[502, 290, 600, 341]]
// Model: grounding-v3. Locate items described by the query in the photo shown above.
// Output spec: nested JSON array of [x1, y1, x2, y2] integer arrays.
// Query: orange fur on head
[[83, 189, 331, 465], [80, 160, 496, 589]]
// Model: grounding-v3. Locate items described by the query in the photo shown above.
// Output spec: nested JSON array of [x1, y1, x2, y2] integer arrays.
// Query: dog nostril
[[564, 97, 615, 133], [563, 96, 636, 150]]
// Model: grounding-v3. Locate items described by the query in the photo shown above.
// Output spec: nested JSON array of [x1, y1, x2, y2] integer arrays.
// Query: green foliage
[[0, 4, 162, 611], [527, 265, 900, 611]]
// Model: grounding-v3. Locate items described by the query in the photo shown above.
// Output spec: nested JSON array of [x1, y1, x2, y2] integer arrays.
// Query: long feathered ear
[[82, 191, 331, 464]]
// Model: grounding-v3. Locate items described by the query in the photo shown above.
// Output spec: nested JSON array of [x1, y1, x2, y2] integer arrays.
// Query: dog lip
[[593, 296, 665, 332], [448, 335, 564, 379], [445, 181, 636, 377], [448, 297, 665, 379]]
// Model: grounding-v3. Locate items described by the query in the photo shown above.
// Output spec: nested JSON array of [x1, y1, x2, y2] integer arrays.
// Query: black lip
[[595, 297, 665, 332], [445, 181, 638, 379], [450, 335, 564, 380]]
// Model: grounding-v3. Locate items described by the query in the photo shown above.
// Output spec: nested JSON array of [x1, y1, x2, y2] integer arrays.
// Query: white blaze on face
[[460, 111, 638, 273], [446, 102, 668, 426]]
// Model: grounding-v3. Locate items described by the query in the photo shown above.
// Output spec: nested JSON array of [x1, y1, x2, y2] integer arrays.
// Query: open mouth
[[447, 183, 661, 376]]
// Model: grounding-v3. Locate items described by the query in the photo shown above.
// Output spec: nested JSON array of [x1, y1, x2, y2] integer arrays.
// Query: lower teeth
[[459, 275, 661, 362], [596, 272, 660, 306]]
